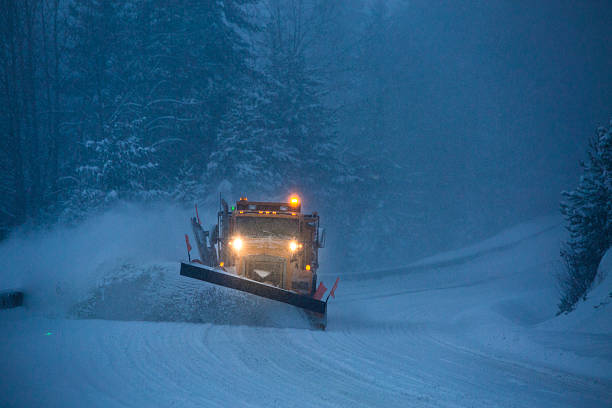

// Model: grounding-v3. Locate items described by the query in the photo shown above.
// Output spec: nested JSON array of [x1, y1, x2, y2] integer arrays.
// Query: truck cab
[[218, 196, 323, 296]]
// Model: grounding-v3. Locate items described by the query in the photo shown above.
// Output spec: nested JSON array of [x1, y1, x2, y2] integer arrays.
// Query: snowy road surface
[[1, 216, 611, 407]]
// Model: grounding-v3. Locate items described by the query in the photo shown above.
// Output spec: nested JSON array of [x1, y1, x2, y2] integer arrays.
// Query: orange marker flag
[[184, 234, 192, 253], [329, 277, 340, 299], [313, 282, 327, 300], [195, 204, 201, 225]]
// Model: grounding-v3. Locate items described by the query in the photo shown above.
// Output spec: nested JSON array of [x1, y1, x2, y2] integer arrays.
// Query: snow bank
[[343, 214, 562, 281], [0, 202, 308, 327], [0, 203, 194, 314], [544, 249, 612, 334], [411, 214, 561, 268]]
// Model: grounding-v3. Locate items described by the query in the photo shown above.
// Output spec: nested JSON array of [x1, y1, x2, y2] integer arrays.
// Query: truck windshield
[[235, 216, 298, 238]]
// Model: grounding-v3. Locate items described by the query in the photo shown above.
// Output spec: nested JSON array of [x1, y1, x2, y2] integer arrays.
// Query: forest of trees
[[1, 0, 411, 268], [1, 0, 338, 222]]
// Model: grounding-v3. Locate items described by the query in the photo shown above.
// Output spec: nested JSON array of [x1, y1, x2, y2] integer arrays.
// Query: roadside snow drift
[[543, 249, 612, 334], [1, 210, 611, 407]]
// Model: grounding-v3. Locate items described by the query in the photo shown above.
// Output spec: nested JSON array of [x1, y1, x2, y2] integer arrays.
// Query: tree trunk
[[2, 1, 27, 225], [24, 0, 41, 214]]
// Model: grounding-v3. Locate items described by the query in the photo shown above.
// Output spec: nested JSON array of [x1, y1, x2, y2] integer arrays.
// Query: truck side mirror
[[318, 228, 326, 248]]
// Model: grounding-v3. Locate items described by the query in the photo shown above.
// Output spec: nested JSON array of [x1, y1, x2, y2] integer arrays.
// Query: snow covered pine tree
[[559, 119, 612, 313]]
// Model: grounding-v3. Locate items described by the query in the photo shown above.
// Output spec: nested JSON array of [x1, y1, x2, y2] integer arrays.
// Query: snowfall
[[1, 206, 611, 407]]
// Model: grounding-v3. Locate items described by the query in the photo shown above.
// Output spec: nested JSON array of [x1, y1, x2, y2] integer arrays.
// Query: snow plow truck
[[180, 195, 337, 329]]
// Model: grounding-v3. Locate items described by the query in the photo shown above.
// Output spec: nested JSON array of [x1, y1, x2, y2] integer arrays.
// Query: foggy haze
[[2, 2, 612, 407], [1, 0, 611, 267], [335, 0, 612, 262]]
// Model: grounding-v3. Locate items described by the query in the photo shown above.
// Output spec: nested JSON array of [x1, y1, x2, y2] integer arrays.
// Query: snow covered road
[[2, 216, 611, 407]]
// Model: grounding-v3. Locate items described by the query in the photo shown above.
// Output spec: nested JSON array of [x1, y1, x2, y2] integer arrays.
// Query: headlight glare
[[232, 237, 243, 251]]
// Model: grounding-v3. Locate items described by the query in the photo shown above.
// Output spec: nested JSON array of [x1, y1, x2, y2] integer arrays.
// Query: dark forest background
[[2, 0, 611, 271]]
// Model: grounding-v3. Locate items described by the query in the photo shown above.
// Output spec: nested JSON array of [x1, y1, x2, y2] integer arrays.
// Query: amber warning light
[[289, 195, 300, 207]]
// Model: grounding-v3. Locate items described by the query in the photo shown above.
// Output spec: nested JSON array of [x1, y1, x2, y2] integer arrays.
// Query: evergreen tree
[[207, 85, 278, 195], [559, 119, 612, 313], [208, 0, 346, 201], [66, 0, 125, 141], [63, 117, 160, 220], [61, 0, 260, 213], [141, 0, 258, 184], [262, 37, 341, 195]]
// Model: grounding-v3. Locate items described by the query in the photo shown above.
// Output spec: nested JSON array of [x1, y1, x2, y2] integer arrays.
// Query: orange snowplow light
[[305, 264, 311, 271], [219, 262, 224, 267], [289, 195, 300, 207]]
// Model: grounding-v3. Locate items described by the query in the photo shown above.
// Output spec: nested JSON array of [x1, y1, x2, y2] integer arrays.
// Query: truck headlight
[[231, 237, 243, 251], [289, 240, 298, 252]]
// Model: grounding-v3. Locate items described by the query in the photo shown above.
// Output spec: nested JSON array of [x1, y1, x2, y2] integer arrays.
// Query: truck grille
[[244, 255, 286, 288]]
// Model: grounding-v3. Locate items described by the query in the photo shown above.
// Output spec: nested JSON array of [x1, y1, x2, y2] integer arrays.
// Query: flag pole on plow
[[325, 277, 339, 303], [184, 233, 192, 262]]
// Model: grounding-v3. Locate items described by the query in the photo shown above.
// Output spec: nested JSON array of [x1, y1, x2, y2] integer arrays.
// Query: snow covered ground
[[1, 210, 611, 407]]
